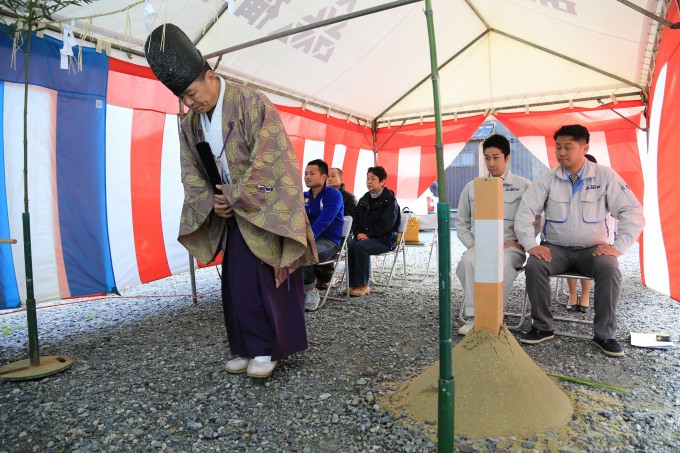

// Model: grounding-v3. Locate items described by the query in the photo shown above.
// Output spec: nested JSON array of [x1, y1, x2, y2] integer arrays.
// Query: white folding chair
[[318, 216, 353, 309], [403, 219, 438, 279], [371, 213, 409, 289]]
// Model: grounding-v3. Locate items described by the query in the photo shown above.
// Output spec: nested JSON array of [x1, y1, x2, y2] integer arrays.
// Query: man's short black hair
[[482, 134, 510, 157], [307, 159, 329, 175], [554, 124, 590, 144], [331, 167, 343, 179], [368, 166, 388, 182]]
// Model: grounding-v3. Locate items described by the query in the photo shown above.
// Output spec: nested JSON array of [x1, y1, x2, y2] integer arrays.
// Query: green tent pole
[[424, 1, 454, 452]]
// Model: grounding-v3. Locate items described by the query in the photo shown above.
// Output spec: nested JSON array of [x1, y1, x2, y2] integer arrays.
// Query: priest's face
[[180, 70, 221, 115]]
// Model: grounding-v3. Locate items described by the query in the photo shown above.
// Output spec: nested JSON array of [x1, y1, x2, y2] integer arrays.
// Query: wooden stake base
[[0, 356, 72, 381]]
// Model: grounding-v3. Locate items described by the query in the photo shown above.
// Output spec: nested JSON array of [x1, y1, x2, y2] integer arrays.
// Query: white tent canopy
[[34, 0, 666, 123]]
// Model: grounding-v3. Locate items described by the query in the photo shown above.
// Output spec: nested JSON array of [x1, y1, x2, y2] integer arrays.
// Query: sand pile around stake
[[389, 326, 573, 438]]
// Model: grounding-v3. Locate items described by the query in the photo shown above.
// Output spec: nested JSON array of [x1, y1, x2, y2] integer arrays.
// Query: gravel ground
[[0, 235, 679, 452]]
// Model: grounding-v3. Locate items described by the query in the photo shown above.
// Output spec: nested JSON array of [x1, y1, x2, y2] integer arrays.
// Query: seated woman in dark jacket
[[347, 166, 400, 297]]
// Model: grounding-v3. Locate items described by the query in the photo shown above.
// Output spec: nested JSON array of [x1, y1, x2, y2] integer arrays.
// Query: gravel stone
[[0, 241, 678, 452]]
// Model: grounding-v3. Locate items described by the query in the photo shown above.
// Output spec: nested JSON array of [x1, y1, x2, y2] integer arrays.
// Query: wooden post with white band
[[473, 177, 504, 335]]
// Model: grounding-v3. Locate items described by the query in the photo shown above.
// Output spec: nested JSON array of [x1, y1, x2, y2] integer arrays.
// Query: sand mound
[[389, 326, 572, 438]]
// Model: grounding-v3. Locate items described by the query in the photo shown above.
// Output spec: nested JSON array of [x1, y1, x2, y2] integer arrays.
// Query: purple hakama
[[221, 219, 308, 361]]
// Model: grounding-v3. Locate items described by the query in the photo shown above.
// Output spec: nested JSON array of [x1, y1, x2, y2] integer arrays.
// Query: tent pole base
[[0, 356, 73, 381]]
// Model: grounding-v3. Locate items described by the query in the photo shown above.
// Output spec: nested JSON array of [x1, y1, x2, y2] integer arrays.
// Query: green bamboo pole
[[423, 1, 454, 452], [22, 4, 40, 366]]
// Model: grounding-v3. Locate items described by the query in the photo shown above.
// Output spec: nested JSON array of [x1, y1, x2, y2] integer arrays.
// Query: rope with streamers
[[54, 0, 146, 22]]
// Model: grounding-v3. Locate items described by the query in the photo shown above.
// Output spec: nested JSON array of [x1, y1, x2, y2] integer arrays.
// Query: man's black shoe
[[592, 337, 624, 357], [519, 327, 555, 344]]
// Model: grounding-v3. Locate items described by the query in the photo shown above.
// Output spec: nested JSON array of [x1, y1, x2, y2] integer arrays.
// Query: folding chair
[[552, 271, 594, 305], [509, 270, 593, 339], [318, 216, 353, 309], [371, 213, 409, 288], [403, 222, 438, 279]]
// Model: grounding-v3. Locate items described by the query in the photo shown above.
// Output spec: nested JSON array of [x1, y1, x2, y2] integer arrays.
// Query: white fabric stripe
[[4, 83, 61, 303], [353, 148, 375, 196], [331, 144, 346, 169], [160, 114, 188, 276], [636, 127, 648, 175], [300, 139, 324, 185], [474, 219, 503, 283], [395, 146, 421, 206], [518, 136, 550, 168], [587, 131, 611, 167], [642, 64, 670, 296], [443, 142, 465, 168], [105, 105, 141, 292]]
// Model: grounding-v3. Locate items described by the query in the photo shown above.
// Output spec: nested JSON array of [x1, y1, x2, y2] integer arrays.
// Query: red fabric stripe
[[278, 108, 372, 177], [130, 110, 172, 283], [342, 147, 360, 194], [417, 145, 437, 197], [649, 2, 680, 301], [108, 57, 180, 113], [603, 128, 644, 204], [377, 150, 400, 195], [323, 142, 335, 167], [497, 102, 645, 201], [277, 106, 372, 149], [376, 116, 486, 198], [109, 58, 157, 79]]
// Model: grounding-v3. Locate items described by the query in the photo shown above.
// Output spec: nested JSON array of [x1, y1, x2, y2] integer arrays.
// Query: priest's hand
[[214, 193, 234, 218]]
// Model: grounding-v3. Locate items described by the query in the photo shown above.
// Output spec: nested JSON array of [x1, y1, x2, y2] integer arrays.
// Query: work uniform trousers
[[525, 242, 621, 340], [456, 246, 526, 317], [221, 218, 308, 361]]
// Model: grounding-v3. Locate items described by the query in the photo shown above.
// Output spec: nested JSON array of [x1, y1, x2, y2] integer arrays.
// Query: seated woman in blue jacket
[[347, 166, 400, 297]]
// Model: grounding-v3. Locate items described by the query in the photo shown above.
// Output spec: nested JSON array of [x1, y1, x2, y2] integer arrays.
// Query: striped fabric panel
[[159, 115, 188, 276], [645, 64, 670, 297], [0, 82, 20, 308], [105, 105, 140, 292], [4, 83, 62, 304]]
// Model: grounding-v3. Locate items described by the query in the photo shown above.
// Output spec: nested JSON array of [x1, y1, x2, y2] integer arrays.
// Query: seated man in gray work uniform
[[455, 133, 539, 335], [514, 124, 644, 357]]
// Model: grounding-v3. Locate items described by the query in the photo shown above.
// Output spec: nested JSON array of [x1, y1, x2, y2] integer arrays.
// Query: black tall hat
[[145, 23, 208, 96]]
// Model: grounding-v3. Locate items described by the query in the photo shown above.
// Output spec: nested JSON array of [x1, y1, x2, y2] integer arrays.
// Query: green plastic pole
[[424, 1, 454, 451]]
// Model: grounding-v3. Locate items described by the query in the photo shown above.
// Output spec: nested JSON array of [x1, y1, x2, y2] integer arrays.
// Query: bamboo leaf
[[546, 372, 627, 394]]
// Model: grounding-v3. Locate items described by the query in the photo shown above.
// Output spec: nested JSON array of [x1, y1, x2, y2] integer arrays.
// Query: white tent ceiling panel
[[384, 32, 631, 119], [38, 0, 665, 120], [473, 0, 656, 86], [197, 0, 487, 119]]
